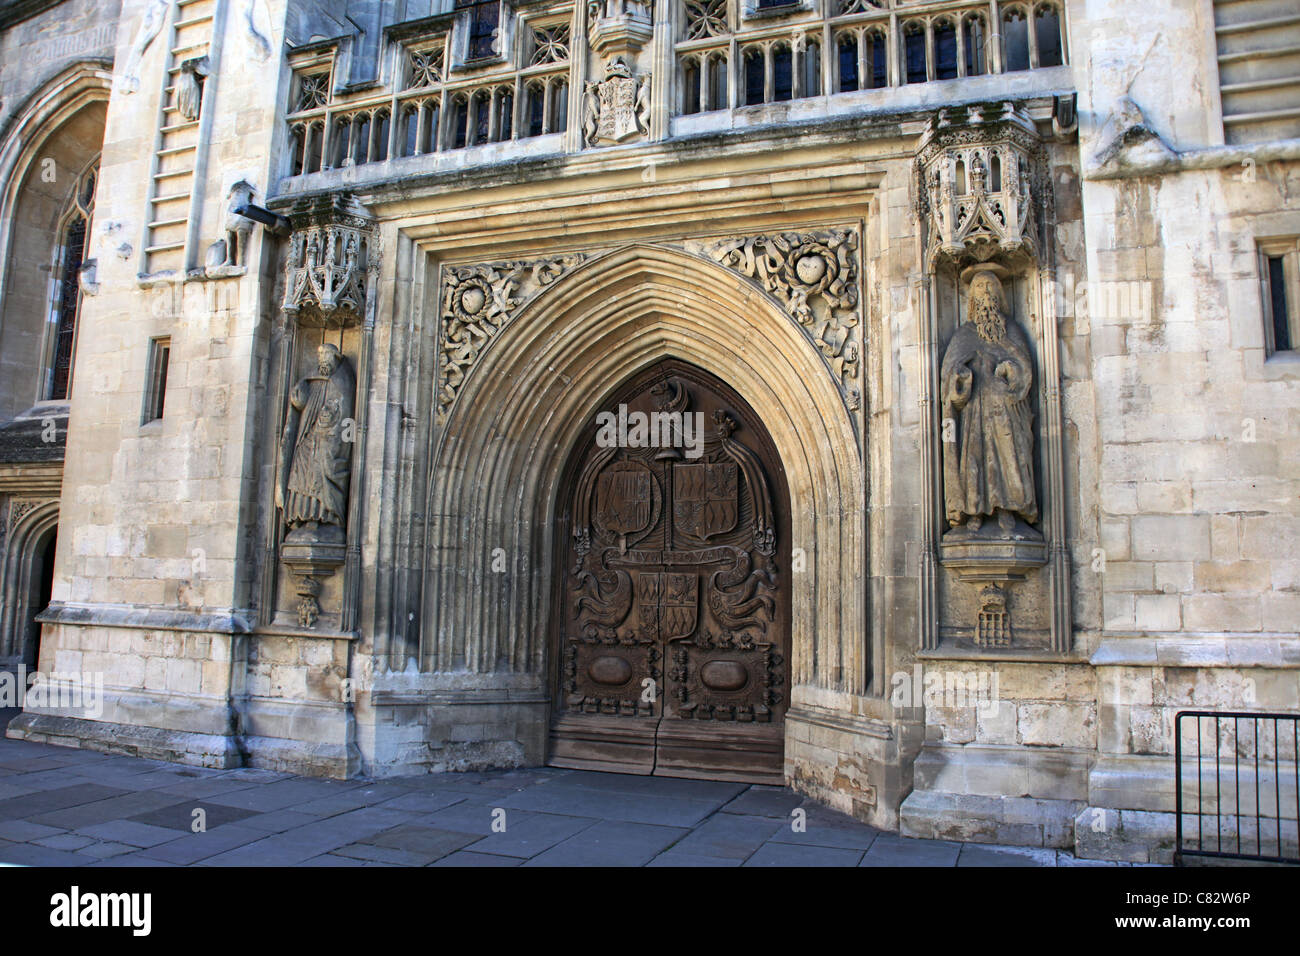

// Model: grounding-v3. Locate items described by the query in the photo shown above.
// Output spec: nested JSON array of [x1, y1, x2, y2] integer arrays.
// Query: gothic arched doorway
[[549, 359, 792, 784]]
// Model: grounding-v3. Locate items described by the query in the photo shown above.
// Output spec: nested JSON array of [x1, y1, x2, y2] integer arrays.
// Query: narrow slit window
[[1267, 255, 1292, 352], [142, 337, 171, 425]]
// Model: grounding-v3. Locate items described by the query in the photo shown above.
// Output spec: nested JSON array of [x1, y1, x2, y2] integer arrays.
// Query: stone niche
[[262, 194, 378, 638], [915, 103, 1071, 655]]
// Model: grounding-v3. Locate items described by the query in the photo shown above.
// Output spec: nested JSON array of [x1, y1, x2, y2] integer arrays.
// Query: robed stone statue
[[941, 271, 1038, 536], [277, 344, 356, 538]]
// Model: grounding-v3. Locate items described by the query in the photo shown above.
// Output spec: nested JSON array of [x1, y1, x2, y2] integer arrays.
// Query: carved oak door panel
[[549, 361, 791, 784]]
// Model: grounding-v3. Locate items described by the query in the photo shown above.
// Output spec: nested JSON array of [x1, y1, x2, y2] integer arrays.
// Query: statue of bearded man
[[276, 343, 356, 536], [940, 271, 1038, 536]]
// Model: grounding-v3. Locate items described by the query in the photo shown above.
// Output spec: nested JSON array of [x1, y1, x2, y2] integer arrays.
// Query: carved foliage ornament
[[437, 255, 587, 424], [436, 231, 863, 428], [685, 230, 862, 411], [282, 198, 378, 329]]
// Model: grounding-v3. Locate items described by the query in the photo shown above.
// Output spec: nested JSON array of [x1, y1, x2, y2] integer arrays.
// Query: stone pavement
[[0, 720, 1124, 867]]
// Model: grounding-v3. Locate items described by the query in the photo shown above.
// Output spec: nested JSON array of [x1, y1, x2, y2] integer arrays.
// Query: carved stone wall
[[913, 103, 1071, 655]]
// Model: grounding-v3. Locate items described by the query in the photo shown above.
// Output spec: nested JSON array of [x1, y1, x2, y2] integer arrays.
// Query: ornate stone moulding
[[435, 232, 864, 428], [281, 193, 378, 329], [437, 254, 588, 425], [915, 101, 1047, 269], [684, 230, 863, 413]]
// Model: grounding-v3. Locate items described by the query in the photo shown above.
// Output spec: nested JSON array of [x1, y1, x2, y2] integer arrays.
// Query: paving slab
[[667, 812, 783, 860], [523, 821, 689, 866], [137, 824, 270, 865], [860, 834, 963, 867], [455, 812, 598, 859], [956, 844, 1058, 867], [744, 842, 866, 867], [430, 850, 525, 867]]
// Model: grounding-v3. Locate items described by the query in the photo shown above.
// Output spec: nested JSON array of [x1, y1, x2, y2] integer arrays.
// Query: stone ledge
[[914, 743, 1094, 801], [1073, 806, 1175, 864], [1090, 635, 1300, 669], [5, 712, 241, 769], [37, 601, 254, 634], [239, 734, 361, 780], [901, 789, 1085, 848]]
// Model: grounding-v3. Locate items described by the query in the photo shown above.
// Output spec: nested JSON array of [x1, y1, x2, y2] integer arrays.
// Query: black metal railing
[[1175, 710, 1299, 865]]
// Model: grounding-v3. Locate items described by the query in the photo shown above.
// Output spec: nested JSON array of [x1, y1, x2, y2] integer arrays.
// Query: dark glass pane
[[404, 111, 418, 155], [50, 216, 86, 401], [773, 47, 793, 101], [353, 117, 370, 164], [709, 58, 728, 110], [838, 37, 858, 93], [497, 93, 512, 140], [474, 95, 490, 145], [305, 124, 322, 172], [804, 41, 820, 96], [1004, 11, 1029, 72], [459, 0, 500, 60], [965, 17, 987, 75], [1036, 6, 1063, 67], [423, 104, 439, 151], [291, 127, 305, 175], [332, 121, 349, 166], [1269, 256, 1292, 352], [869, 34, 887, 88], [936, 22, 958, 80], [745, 52, 764, 105], [684, 60, 701, 114], [905, 29, 926, 84], [452, 100, 469, 148], [551, 81, 568, 133], [528, 87, 545, 137], [152, 345, 170, 421], [374, 113, 389, 161]]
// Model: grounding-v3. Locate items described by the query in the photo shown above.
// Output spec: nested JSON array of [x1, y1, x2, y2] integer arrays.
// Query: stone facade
[[0, 0, 1297, 863]]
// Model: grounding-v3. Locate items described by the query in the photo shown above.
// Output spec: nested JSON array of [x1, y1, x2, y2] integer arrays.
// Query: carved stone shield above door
[[549, 360, 792, 784]]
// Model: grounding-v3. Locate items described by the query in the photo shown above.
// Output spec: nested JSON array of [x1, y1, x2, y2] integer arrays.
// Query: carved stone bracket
[[683, 230, 862, 412], [587, 0, 654, 58], [915, 102, 1047, 269], [281, 194, 379, 329], [436, 254, 587, 425]]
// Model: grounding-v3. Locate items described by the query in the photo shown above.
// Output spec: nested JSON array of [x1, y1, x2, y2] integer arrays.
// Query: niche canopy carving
[[587, 0, 653, 58], [916, 102, 1045, 269], [282, 194, 378, 329]]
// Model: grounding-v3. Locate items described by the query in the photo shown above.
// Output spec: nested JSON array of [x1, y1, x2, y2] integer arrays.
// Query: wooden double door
[[548, 361, 791, 784]]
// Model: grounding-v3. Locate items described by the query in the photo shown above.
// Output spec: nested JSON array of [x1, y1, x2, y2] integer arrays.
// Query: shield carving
[[673, 462, 738, 540], [636, 572, 698, 642], [660, 572, 698, 641], [595, 461, 652, 537], [597, 74, 640, 142]]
